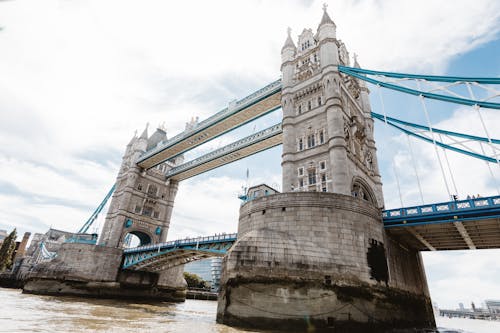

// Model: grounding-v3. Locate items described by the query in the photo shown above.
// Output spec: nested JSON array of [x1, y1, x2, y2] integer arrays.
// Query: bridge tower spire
[[99, 125, 181, 248], [280, 6, 383, 207], [218, 9, 433, 331]]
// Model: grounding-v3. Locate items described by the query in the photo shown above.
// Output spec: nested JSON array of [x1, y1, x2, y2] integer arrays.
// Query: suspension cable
[[406, 134, 425, 204], [377, 85, 404, 206], [439, 133, 459, 196], [417, 80, 452, 199], [466, 82, 500, 168], [392, 158, 404, 207], [479, 141, 500, 195], [466, 82, 500, 195]]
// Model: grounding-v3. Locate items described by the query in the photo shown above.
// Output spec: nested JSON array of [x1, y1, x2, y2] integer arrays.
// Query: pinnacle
[[139, 123, 149, 140], [281, 27, 296, 52], [319, 4, 336, 28]]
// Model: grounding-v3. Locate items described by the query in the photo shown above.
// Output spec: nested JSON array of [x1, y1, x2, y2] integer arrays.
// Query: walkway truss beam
[[165, 123, 283, 181], [137, 80, 282, 169], [122, 233, 237, 272]]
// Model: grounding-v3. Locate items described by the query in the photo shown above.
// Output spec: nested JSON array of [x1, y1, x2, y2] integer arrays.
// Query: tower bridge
[[21, 6, 500, 333]]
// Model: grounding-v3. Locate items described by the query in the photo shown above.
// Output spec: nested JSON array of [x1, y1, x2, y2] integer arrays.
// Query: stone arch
[[122, 229, 153, 248], [351, 176, 377, 206]]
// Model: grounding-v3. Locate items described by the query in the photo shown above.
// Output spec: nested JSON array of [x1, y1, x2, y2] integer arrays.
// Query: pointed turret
[[281, 27, 296, 53], [135, 123, 149, 153], [353, 53, 360, 68], [281, 27, 296, 64], [147, 126, 167, 150], [281, 27, 296, 87], [318, 3, 336, 28], [317, 4, 336, 40], [127, 130, 137, 147], [139, 123, 149, 140]]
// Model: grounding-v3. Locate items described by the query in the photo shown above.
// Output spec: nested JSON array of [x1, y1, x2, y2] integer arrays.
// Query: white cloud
[[0, 0, 499, 310]]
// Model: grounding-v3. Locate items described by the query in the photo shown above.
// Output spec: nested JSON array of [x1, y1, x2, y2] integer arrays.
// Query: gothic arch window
[[147, 184, 158, 196], [351, 177, 377, 206]]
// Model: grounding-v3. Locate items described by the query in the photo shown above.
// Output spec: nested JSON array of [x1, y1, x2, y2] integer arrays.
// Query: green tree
[[183, 272, 208, 290], [0, 228, 17, 271]]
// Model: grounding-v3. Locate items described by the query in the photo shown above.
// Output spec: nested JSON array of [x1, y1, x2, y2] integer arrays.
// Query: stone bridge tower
[[217, 7, 434, 332], [280, 10, 383, 206], [99, 125, 182, 248]]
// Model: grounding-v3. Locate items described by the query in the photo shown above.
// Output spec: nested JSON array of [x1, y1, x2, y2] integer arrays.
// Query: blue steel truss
[[78, 185, 115, 234], [338, 66, 500, 110], [137, 80, 282, 165], [165, 123, 282, 179], [383, 195, 500, 228], [122, 233, 237, 270], [371, 112, 500, 163]]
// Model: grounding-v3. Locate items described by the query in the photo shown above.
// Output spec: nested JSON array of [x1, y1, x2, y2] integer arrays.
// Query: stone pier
[[22, 242, 186, 301], [216, 193, 435, 332]]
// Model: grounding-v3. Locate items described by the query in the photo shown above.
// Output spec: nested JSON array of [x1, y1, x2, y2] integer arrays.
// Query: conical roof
[[318, 4, 336, 28], [281, 27, 296, 52], [139, 123, 149, 140]]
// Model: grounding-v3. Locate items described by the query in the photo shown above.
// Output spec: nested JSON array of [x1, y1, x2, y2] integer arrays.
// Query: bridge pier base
[[216, 193, 435, 332], [22, 243, 187, 302]]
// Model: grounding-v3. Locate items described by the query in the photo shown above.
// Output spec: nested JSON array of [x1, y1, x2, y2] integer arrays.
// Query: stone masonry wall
[[217, 192, 435, 331], [26, 243, 123, 282], [234, 192, 384, 282]]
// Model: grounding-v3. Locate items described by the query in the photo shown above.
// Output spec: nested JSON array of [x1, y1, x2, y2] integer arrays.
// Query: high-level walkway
[[137, 80, 281, 169], [165, 123, 282, 180]]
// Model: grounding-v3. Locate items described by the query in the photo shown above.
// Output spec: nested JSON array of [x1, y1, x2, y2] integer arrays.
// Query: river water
[[1, 287, 499, 333]]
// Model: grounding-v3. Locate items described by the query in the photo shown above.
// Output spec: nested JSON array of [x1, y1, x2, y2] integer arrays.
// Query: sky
[[1, 0, 500, 309]]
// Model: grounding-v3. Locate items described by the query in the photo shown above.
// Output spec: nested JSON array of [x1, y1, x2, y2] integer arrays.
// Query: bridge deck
[[384, 195, 500, 250], [123, 233, 237, 272], [137, 81, 281, 169]]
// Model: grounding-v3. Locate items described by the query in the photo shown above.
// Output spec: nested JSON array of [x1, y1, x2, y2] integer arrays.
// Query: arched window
[[351, 178, 377, 205], [147, 184, 158, 196]]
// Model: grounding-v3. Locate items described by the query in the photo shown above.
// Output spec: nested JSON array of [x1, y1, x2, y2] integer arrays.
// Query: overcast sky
[[1, 0, 500, 309]]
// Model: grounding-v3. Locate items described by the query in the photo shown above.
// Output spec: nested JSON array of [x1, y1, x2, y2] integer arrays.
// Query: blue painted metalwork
[[165, 123, 282, 179], [78, 185, 116, 234], [383, 195, 500, 228], [122, 233, 237, 270], [338, 66, 500, 109], [372, 112, 500, 144], [124, 219, 133, 228], [155, 227, 161, 235], [340, 66, 500, 84], [137, 80, 282, 166], [65, 233, 98, 245], [371, 112, 499, 163]]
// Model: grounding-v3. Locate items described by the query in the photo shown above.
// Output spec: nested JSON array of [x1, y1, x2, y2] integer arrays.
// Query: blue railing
[[122, 233, 237, 270], [123, 233, 238, 254], [383, 195, 500, 227]]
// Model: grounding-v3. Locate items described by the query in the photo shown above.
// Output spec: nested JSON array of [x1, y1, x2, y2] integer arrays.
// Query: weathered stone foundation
[[22, 243, 187, 301], [216, 193, 435, 332]]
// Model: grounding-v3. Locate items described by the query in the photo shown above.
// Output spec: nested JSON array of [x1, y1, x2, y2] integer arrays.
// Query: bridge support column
[[217, 193, 435, 332]]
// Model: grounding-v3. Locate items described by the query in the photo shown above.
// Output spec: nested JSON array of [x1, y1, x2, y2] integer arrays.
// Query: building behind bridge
[[184, 257, 223, 292]]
